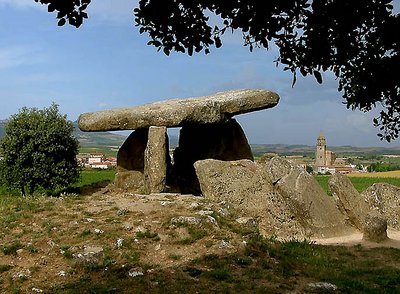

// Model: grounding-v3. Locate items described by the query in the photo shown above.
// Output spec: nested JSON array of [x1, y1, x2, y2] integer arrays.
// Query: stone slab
[[144, 126, 168, 194], [78, 89, 279, 131]]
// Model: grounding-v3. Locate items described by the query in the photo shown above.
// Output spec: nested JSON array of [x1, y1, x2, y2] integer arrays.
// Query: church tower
[[315, 131, 326, 167]]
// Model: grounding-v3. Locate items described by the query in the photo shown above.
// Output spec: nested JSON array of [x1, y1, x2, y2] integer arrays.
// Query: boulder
[[117, 128, 148, 171], [194, 159, 309, 239], [115, 170, 144, 191], [362, 183, 400, 230], [73, 245, 104, 266], [144, 126, 169, 194], [115, 129, 148, 190], [363, 211, 388, 243], [329, 173, 369, 230], [267, 157, 354, 238], [78, 89, 279, 131], [173, 119, 253, 194]]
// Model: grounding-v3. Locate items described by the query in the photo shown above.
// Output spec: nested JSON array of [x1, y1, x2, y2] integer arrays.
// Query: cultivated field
[[348, 170, 400, 178]]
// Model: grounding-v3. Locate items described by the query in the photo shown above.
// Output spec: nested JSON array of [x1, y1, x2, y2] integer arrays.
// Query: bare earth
[[313, 230, 400, 249]]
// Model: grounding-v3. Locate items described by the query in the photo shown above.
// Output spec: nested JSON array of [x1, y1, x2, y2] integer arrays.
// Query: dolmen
[[78, 89, 279, 195]]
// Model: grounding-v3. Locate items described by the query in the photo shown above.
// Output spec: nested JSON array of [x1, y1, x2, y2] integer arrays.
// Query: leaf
[[215, 37, 222, 48], [163, 47, 170, 56], [313, 71, 323, 84], [58, 18, 66, 26], [291, 72, 297, 88]]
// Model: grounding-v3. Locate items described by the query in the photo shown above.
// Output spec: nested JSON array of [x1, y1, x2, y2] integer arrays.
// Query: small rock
[[196, 210, 214, 216], [94, 228, 104, 234], [117, 208, 129, 216], [116, 238, 124, 248], [85, 218, 95, 223], [207, 216, 218, 226], [189, 202, 200, 209], [219, 240, 232, 249], [16, 249, 24, 255], [73, 246, 104, 265], [134, 226, 146, 233], [307, 282, 338, 292], [128, 268, 144, 278], [160, 201, 175, 206], [171, 216, 200, 225], [236, 217, 253, 224], [155, 244, 161, 251], [31, 288, 43, 293], [122, 222, 133, 231], [47, 240, 56, 247], [13, 269, 31, 280], [58, 271, 67, 277], [217, 208, 229, 216]]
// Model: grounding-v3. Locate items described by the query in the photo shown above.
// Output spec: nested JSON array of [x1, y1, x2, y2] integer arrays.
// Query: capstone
[[78, 89, 279, 131]]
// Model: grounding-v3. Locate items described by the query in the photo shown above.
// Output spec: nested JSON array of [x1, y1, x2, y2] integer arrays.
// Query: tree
[[35, 0, 400, 141], [0, 104, 79, 195]]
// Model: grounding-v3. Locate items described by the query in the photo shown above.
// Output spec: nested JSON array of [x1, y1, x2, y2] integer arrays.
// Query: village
[[76, 153, 117, 169]]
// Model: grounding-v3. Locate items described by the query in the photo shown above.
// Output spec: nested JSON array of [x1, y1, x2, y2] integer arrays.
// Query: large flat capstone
[[78, 89, 279, 131]]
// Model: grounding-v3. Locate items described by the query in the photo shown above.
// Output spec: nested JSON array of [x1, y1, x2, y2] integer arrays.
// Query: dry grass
[[348, 170, 400, 178]]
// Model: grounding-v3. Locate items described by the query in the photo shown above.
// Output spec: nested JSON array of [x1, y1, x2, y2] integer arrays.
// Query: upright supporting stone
[[173, 118, 253, 194], [115, 129, 148, 190], [144, 126, 169, 194]]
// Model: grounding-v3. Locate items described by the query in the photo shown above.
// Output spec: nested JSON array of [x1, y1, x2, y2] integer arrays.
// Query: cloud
[[0, 0, 36, 8], [0, 46, 45, 70], [87, 0, 138, 25]]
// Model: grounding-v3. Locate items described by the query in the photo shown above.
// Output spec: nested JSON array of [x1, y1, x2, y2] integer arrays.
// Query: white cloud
[[0, 0, 39, 9], [0, 46, 45, 70], [87, 0, 138, 25]]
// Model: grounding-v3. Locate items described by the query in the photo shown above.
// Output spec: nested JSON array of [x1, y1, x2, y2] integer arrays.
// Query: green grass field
[[0, 169, 117, 197], [74, 169, 116, 188], [314, 175, 400, 195]]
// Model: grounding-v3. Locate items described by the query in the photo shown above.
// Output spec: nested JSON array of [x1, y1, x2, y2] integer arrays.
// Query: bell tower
[[315, 131, 326, 167]]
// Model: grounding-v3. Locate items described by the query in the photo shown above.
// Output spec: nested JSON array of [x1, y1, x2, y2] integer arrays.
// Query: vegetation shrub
[[0, 103, 79, 195]]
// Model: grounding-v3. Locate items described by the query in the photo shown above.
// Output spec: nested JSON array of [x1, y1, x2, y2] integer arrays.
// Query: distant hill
[[72, 122, 127, 148], [250, 144, 400, 157], [0, 120, 127, 148], [1, 120, 400, 155]]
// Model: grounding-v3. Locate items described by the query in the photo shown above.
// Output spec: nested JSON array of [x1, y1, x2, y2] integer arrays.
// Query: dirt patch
[[313, 229, 400, 249]]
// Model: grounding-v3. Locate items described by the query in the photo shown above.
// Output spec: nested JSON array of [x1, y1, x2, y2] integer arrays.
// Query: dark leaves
[[35, 0, 92, 28], [313, 71, 322, 84], [57, 18, 66, 26]]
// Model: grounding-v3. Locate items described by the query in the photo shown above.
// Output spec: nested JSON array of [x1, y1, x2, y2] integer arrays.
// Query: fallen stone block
[[329, 173, 369, 230], [362, 183, 400, 230], [363, 211, 388, 243]]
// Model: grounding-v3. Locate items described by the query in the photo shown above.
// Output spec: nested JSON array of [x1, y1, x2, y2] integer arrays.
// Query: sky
[[0, 0, 399, 147]]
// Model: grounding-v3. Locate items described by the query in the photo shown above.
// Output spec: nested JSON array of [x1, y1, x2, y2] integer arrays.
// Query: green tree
[[305, 165, 314, 174], [35, 0, 399, 141], [0, 104, 79, 195]]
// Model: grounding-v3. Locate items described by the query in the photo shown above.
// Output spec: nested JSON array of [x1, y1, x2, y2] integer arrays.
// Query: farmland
[[315, 174, 400, 196]]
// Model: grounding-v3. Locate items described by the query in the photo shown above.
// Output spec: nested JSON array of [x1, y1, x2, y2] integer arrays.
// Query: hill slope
[[0, 120, 127, 148]]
